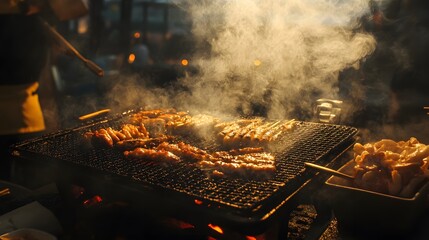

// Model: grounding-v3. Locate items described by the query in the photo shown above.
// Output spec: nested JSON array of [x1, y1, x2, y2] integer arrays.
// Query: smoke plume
[[173, 0, 376, 120]]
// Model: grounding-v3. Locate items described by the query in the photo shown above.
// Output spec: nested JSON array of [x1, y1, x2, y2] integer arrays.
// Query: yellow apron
[[0, 82, 45, 135]]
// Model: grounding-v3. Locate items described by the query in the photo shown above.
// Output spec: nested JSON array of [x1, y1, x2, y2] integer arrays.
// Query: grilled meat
[[115, 136, 174, 150], [217, 119, 296, 147], [130, 108, 179, 119], [228, 147, 264, 155], [83, 109, 292, 179], [124, 148, 180, 163], [84, 123, 150, 147], [157, 141, 211, 162], [200, 151, 276, 178], [168, 114, 221, 136]]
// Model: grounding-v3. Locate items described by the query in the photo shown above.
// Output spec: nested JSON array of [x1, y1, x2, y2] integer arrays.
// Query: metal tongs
[[39, 18, 104, 77]]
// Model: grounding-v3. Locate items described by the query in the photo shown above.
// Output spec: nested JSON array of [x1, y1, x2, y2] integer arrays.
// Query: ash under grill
[[12, 115, 357, 215]]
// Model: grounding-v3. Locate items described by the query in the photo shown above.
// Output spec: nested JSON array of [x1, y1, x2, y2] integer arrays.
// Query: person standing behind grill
[[0, 0, 87, 181]]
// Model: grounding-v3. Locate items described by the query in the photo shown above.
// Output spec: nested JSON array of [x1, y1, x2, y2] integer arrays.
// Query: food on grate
[[228, 147, 264, 155], [167, 114, 221, 136], [157, 141, 211, 162], [115, 136, 174, 150], [199, 151, 276, 178], [121, 123, 149, 139], [120, 136, 276, 178], [131, 109, 221, 137], [138, 118, 167, 137], [84, 123, 149, 147], [130, 109, 190, 130], [352, 137, 429, 197], [124, 148, 180, 163], [216, 118, 296, 147], [83, 109, 284, 178], [130, 108, 180, 119], [128, 109, 296, 148]]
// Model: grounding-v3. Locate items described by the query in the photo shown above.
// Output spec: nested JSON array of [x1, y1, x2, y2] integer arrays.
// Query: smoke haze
[[172, 0, 376, 119]]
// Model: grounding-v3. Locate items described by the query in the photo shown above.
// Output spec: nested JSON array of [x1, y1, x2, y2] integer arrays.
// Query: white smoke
[[174, 0, 376, 119]]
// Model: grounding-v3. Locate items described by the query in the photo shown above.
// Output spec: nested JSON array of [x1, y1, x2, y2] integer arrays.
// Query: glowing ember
[[194, 199, 203, 205], [83, 195, 103, 207], [208, 224, 223, 234], [164, 218, 195, 229]]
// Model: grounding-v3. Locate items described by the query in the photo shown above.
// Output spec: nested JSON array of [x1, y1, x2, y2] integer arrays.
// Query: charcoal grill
[[10, 111, 358, 236]]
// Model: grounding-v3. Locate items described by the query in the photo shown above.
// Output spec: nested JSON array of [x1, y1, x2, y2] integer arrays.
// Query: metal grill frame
[[11, 112, 357, 233]]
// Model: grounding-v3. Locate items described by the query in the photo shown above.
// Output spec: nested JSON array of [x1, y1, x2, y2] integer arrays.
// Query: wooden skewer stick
[[0, 188, 10, 197], [78, 109, 111, 121]]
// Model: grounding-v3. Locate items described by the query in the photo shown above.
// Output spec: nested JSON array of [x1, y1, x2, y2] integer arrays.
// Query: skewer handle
[[0, 188, 10, 197], [78, 109, 111, 121], [304, 162, 355, 180], [40, 18, 104, 77], [85, 60, 104, 77]]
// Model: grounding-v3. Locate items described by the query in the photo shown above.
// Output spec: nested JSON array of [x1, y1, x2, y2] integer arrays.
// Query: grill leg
[[277, 209, 293, 240]]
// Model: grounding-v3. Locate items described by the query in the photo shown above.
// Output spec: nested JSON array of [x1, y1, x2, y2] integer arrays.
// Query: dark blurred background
[[41, 0, 196, 129], [40, 0, 429, 136]]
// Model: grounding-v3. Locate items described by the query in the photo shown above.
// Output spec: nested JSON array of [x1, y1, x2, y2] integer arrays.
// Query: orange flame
[[133, 32, 141, 39], [208, 224, 223, 234], [246, 236, 257, 240]]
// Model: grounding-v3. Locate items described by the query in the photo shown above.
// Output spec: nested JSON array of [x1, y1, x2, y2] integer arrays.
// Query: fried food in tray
[[351, 137, 429, 197]]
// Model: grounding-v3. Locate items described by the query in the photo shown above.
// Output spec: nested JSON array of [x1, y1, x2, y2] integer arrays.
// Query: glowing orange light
[[194, 199, 203, 205], [77, 19, 88, 34], [181, 59, 189, 66], [178, 221, 194, 229], [208, 224, 223, 234], [133, 32, 141, 38], [253, 59, 262, 66], [246, 236, 257, 240], [83, 195, 103, 207], [128, 53, 136, 64], [94, 195, 103, 202], [166, 218, 195, 229]]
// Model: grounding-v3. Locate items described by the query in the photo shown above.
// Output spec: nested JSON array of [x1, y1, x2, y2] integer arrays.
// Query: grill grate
[[13, 117, 357, 213]]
